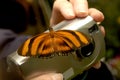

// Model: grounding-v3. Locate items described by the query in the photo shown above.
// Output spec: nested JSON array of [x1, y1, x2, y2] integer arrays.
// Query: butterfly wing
[[18, 30, 90, 57], [18, 33, 50, 56]]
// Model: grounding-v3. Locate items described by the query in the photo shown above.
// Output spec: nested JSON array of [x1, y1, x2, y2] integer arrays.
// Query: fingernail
[[76, 5, 88, 17]]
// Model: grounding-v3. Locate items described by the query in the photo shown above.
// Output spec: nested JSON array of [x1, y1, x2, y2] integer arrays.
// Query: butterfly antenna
[[49, 26, 54, 38]]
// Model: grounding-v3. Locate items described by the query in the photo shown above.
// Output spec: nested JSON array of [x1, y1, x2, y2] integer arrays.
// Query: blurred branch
[[26, 0, 52, 33], [38, 0, 51, 26]]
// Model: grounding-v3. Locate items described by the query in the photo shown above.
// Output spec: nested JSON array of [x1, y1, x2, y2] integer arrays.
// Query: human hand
[[50, 0, 105, 69], [50, 0, 104, 26], [26, 73, 63, 80]]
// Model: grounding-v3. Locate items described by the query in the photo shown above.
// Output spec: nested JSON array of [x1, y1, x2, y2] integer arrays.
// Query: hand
[[26, 73, 63, 80], [50, 0, 104, 26], [50, 0, 105, 69]]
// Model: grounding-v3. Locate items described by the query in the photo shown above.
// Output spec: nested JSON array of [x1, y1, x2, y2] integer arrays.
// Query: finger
[[50, 0, 75, 26], [99, 25, 105, 36], [27, 73, 63, 80], [70, 0, 88, 17], [56, 0, 75, 19], [93, 61, 101, 69], [51, 73, 63, 80], [89, 8, 104, 22]]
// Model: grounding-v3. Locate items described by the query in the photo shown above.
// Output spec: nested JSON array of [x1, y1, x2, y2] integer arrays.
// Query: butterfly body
[[18, 28, 90, 57]]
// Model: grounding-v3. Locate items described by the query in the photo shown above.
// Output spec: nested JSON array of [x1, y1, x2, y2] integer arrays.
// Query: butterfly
[[17, 27, 91, 57]]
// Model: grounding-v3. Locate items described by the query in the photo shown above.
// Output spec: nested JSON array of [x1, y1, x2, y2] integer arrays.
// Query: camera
[[7, 16, 105, 80]]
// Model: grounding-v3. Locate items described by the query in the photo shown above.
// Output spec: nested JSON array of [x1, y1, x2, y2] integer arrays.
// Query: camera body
[[7, 16, 105, 80]]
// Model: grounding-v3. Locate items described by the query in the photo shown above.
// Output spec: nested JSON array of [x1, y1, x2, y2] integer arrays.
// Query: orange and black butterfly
[[17, 27, 91, 57]]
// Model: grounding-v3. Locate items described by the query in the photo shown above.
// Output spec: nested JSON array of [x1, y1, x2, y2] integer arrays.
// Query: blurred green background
[[88, 1, 120, 79], [88, 0, 120, 59]]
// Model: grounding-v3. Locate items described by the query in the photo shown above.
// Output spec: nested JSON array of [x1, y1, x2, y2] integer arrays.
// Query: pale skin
[[28, 0, 105, 80]]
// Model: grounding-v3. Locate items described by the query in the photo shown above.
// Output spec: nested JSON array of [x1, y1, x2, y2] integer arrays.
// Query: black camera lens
[[81, 43, 94, 57], [76, 42, 94, 58]]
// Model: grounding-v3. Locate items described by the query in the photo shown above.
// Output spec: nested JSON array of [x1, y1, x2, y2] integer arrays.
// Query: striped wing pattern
[[18, 30, 90, 57]]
